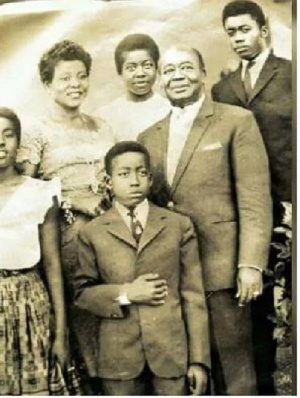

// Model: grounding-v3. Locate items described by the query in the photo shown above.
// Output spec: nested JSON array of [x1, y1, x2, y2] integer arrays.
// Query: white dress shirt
[[167, 95, 205, 185], [115, 198, 149, 231], [241, 48, 271, 88]]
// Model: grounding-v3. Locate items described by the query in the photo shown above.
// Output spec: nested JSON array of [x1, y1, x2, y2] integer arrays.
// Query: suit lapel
[[103, 207, 137, 249], [170, 98, 214, 195], [138, 205, 167, 254], [228, 65, 248, 106], [248, 53, 279, 103]]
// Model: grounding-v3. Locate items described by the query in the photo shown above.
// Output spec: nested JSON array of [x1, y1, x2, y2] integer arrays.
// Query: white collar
[[242, 48, 271, 71], [171, 94, 205, 117], [115, 198, 149, 229]]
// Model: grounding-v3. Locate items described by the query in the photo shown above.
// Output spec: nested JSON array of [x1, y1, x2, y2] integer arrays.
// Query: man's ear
[[148, 172, 153, 188], [261, 24, 269, 40]]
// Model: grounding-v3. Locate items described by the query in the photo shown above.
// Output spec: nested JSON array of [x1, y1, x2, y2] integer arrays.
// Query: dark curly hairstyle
[[39, 40, 92, 85], [114, 33, 160, 75], [222, 0, 266, 28], [0, 107, 21, 144]]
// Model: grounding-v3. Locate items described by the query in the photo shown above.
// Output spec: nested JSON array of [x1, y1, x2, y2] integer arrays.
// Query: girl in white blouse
[[0, 108, 68, 395]]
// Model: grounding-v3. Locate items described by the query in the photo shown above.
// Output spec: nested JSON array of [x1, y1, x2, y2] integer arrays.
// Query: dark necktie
[[128, 208, 144, 244], [243, 60, 255, 99]]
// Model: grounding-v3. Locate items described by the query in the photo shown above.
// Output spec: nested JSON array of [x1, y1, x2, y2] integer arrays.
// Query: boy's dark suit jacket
[[138, 98, 273, 292], [211, 52, 292, 203], [73, 204, 210, 380]]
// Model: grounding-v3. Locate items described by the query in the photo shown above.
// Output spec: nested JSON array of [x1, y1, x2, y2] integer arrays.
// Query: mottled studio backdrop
[[0, 0, 292, 121]]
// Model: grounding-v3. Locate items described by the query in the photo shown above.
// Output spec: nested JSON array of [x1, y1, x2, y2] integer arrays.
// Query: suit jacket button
[[167, 201, 175, 210], [111, 313, 119, 318]]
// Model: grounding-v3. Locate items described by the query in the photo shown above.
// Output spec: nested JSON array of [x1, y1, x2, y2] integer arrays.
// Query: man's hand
[[236, 267, 263, 306], [124, 273, 168, 305], [187, 364, 208, 395]]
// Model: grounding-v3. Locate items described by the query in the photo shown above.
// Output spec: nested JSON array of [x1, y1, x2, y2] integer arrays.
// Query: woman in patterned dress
[[0, 107, 68, 395], [18, 40, 116, 393]]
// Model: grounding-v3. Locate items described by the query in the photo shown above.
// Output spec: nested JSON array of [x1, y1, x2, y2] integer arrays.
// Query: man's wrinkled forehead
[[159, 47, 200, 71]]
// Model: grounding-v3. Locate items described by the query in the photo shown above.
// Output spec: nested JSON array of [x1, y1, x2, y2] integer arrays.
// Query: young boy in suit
[[73, 141, 210, 396]]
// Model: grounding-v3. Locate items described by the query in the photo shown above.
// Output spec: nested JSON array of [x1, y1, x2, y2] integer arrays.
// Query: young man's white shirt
[[241, 48, 271, 88]]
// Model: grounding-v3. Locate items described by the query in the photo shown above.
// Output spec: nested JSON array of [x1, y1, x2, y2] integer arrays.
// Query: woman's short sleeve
[[17, 121, 45, 165]]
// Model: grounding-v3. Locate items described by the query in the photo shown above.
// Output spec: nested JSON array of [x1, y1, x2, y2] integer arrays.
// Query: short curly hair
[[39, 40, 92, 85], [222, 0, 266, 28], [114, 33, 160, 75], [0, 107, 21, 144]]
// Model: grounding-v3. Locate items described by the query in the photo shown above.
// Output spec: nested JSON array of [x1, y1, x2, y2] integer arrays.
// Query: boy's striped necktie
[[128, 207, 144, 244]]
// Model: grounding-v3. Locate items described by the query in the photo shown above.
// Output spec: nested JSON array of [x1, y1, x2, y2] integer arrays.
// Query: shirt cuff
[[116, 293, 131, 306], [238, 264, 263, 273]]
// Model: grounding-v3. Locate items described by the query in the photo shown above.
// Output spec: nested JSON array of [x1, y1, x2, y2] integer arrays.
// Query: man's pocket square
[[202, 142, 222, 151]]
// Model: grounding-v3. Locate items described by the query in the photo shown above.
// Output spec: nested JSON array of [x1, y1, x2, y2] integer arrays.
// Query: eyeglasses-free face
[[120, 50, 157, 101], [110, 152, 152, 208], [46, 60, 89, 110], [0, 117, 18, 170]]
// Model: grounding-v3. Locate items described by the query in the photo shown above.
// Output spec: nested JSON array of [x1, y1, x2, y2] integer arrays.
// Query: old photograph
[[0, 0, 293, 395]]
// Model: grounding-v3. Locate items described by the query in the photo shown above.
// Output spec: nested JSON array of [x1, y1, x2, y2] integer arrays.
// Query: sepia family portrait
[[0, 0, 293, 395]]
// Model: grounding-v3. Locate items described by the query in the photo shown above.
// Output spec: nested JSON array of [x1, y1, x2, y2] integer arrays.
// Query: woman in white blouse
[[0, 108, 68, 395]]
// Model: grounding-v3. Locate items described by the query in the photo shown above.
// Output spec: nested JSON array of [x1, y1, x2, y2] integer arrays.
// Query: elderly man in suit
[[211, 1, 292, 393], [138, 46, 272, 395]]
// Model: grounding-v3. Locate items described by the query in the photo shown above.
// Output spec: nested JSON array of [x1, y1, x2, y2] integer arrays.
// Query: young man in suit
[[211, 1, 292, 393], [73, 141, 210, 396], [138, 46, 272, 395]]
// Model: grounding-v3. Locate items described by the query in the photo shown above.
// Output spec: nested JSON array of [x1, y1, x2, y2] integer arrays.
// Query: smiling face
[[224, 14, 268, 60], [110, 151, 152, 208], [0, 117, 18, 170], [160, 48, 204, 107], [120, 50, 157, 101], [46, 60, 89, 110]]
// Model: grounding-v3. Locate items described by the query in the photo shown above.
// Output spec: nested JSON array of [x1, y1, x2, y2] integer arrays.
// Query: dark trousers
[[101, 364, 187, 396], [251, 284, 276, 395], [206, 289, 257, 395]]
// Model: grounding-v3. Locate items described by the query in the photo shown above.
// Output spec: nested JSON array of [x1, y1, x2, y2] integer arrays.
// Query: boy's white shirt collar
[[115, 198, 149, 231], [241, 48, 271, 86]]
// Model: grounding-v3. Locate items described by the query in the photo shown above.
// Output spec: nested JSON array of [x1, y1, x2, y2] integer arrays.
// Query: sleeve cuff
[[116, 293, 131, 306], [238, 264, 263, 273]]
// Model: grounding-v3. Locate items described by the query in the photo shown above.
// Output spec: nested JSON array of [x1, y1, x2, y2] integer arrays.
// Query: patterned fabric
[[17, 112, 116, 382], [127, 208, 144, 243], [17, 113, 115, 205], [0, 269, 68, 395]]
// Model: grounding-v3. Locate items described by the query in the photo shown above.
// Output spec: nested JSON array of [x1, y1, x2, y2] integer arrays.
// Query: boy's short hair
[[105, 141, 151, 176], [114, 33, 160, 75], [222, 0, 266, 27]]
